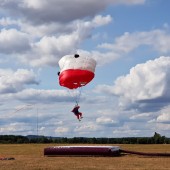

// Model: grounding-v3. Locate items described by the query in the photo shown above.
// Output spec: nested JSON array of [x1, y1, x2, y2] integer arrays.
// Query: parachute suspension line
[[67, 89, 74, 102], [75, 86, 83, 105], [67, 87, 83, 105], [73, 88, 79, 104]]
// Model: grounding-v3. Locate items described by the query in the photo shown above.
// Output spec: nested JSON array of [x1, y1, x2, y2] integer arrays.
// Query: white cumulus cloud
[[94, 56, 170, 113], [96, 116, 117, 125], [0, 0, 145, 24], [0, 69, 39, 94], [113, 56, 170, 102], [96, 30, 170, 65], [55, 127, 69, 134], [156, 106, 170, 123], [0, 29, 30, 54]]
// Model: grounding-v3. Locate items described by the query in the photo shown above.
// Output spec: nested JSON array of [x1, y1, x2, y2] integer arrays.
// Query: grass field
[[0, 144, 170, 170]]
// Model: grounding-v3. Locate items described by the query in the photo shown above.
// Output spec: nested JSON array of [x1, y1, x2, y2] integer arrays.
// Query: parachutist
[[71, 104, 83, 121], [58, 54, 96, 110]]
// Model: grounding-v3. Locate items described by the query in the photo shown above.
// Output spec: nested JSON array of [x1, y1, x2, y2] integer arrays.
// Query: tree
[[153, 132, 162, 144]]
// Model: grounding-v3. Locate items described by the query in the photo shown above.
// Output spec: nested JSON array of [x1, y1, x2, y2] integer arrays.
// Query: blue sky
[[0, 0, 170, 138]]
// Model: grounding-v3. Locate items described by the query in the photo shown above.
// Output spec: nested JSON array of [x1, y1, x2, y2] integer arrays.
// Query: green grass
[[0, 144, 170, 170]]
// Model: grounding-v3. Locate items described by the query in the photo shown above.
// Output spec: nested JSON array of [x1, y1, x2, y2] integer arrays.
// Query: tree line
[[0, 132, 169, 144]]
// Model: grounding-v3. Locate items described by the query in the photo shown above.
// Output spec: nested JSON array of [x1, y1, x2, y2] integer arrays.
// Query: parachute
[[58, 54, 96, 89]]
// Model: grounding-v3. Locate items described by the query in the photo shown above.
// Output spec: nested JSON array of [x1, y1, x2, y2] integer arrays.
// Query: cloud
[[94, 56, 170, 112], [0, 1, 147, 69], [0, 0, 145, 25], [58, 29, 170, 67], [112, 120, 158, 137], [156, 106, 170, 123], [130, 112, 153, 121], [55, 127, 69, 134], [155, 123, 170, 131], [113, 128, 141, 137], [98, 30, 170, 53], [157, 113, 170, 123], [3, 28, 170, 68], [95, 30, 170, 65], [96, 116, 118, 125], [13, 88, 73, 104], [74, 122, 100, 133], [0, 69, 39, 94], [0, 122, 34, 135], [0, 0, 149, 68], [93, 84, 115, 95], [112, 56, 170, 101], [1, 15, 111, 67], [0, 29, 30, 54]]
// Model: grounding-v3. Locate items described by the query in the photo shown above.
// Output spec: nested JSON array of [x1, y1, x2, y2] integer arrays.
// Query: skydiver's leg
[[74, 113, 80, 121], [75, 114, 79, 119], [79, 112, 83, 119]]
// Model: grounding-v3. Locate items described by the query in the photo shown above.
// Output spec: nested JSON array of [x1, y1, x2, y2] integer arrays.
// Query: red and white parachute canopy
[[58, 54, 96, 89]]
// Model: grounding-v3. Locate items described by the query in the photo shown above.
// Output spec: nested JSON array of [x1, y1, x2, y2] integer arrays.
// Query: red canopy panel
[[59, 69, 95, 89]]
